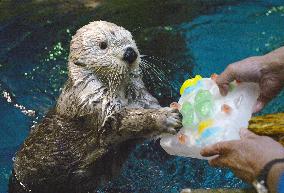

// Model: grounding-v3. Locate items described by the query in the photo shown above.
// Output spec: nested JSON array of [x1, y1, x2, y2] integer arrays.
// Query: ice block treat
[[160, 75, 260, 159]]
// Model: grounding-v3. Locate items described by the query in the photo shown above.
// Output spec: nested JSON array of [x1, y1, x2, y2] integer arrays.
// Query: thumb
[[253, 79, 271, 113], [253, 75, 283, 113], [216, 64, 236, 96], [253, 98, 266, 113]]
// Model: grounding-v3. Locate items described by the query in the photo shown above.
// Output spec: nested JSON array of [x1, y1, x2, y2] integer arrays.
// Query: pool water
[[0, 0, 284, 192]]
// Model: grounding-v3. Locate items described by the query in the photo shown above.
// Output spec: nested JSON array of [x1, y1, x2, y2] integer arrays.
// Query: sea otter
[[9, 21, 182, 193]]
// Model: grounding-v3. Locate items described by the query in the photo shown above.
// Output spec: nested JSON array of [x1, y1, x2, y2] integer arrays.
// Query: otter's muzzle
[[123, 47, 138, 64]]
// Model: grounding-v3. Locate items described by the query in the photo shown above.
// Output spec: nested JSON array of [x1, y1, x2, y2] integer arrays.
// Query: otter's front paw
[[158, 107, 182, 134]]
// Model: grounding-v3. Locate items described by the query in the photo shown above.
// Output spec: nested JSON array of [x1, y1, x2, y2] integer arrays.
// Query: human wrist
[[255, 158, 284, 193], [262, 47, 284, 72], [267, 162, 284, 193]]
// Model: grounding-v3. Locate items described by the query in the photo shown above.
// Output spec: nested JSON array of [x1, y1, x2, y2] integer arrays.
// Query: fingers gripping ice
[[160, 75, 260, 159]]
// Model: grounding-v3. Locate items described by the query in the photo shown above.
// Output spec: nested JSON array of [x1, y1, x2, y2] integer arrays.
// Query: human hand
[[200, 128, 284, 183], [216, 50, 284, 112]]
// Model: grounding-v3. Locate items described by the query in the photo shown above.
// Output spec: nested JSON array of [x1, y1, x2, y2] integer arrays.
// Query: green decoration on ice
[[194, 90, 213, 119], [229, 83, 235, 92], [180, 102, 195, 126]]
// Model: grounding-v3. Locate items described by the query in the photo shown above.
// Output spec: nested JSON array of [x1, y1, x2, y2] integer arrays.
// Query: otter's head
[[68, 21, 140, 92]]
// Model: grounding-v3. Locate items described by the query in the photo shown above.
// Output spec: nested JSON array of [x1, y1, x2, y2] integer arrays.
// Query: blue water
[[1, 0, 284, 192]]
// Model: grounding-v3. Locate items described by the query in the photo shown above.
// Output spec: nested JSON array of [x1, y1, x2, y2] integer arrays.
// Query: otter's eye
[[99, 42, 107, 50]]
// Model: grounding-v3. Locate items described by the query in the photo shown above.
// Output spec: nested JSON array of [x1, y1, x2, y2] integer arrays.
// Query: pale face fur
[[69, 21, 140, 94]]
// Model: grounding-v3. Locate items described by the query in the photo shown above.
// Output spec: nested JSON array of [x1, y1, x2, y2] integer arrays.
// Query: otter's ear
[[74, 59, 86, 67]]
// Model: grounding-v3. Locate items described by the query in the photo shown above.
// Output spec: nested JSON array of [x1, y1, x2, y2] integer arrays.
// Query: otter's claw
[[167, 127, 178, 135], [159, 107, 182, 134]]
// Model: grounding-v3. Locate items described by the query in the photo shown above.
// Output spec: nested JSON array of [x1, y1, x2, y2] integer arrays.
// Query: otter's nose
[[123, 47, 138, 64]]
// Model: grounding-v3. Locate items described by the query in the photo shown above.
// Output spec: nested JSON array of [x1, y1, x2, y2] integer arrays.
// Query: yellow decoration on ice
[[198, 119, 214, 134], [180, 75, 203, 95]]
